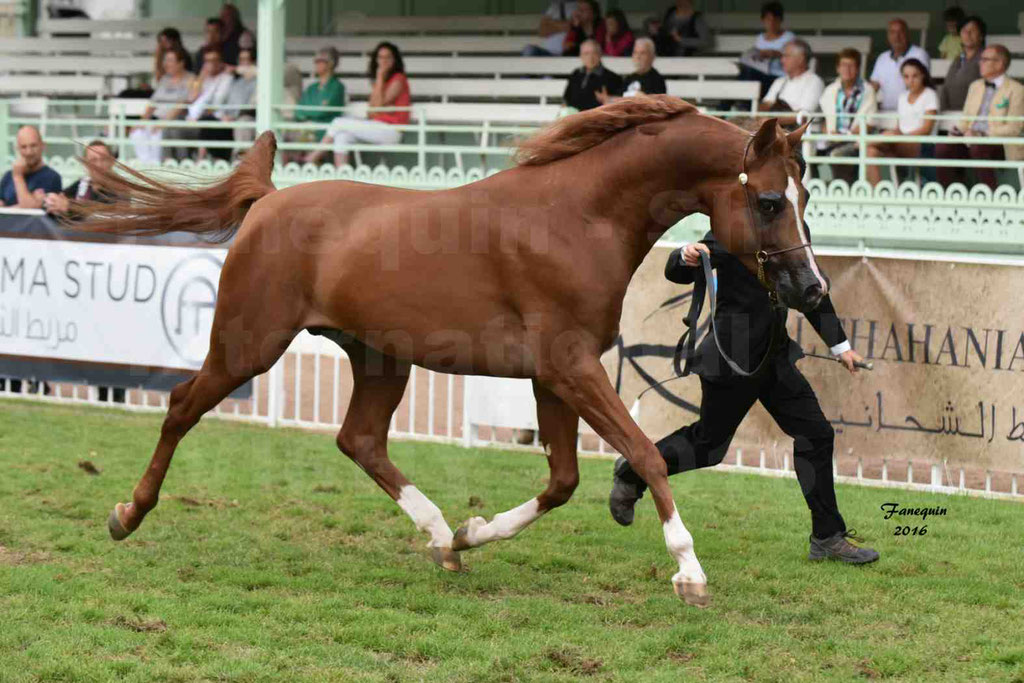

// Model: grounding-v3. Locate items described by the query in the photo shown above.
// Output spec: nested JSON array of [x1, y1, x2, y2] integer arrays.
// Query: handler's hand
[[838, 349, 864, 374], [681, 242, 710, 267]]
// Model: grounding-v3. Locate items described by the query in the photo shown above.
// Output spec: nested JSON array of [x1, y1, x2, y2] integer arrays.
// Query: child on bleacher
[[938, 6, 966, 61]]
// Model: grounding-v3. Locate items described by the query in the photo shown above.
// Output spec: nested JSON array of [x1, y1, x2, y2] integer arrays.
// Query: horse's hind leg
[[108, 311, 297, 540], [336, 340, 462, 572], [452, 380, 579, 551]]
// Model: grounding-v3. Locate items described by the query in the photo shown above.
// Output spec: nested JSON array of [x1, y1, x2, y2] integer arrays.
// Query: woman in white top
[[866, 58, 937, 185]]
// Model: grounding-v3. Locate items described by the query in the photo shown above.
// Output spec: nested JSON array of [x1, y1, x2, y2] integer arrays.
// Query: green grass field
[[1, 400, 1023, 682]]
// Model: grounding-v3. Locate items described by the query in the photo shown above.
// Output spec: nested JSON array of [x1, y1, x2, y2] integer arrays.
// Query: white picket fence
[[3, 326, 1021, 503]]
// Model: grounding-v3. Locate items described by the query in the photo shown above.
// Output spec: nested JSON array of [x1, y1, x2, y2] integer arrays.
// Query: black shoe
[[808, 529, 880, 564], [609, 456, 647, 526]]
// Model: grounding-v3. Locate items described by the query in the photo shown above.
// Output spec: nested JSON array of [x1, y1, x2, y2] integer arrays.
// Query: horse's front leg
[[544, 354, 709, 607], [452, 380, 579, 550]]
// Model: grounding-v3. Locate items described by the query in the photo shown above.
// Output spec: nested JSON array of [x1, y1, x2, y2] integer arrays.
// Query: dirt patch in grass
[[545, 647, 603, 676], [109, 616, 168, 633], [0, 544, 49, 565], [77, 460, 101, 475], [856, 658, 881, 678], [667, 649, 696, 662]]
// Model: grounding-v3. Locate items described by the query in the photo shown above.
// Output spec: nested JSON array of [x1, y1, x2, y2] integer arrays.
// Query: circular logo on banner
[[160, 253, 223, 367]]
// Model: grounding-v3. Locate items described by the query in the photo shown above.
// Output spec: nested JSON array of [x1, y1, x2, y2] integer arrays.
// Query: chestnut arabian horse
[[79, 95, 825, 607]]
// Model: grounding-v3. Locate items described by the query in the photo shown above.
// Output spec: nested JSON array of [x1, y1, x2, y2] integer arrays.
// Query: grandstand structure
[[0, 2, 1018, 250], [1, 2, 1023, 501]]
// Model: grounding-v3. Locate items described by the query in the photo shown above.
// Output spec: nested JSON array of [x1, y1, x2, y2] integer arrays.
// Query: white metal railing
[[2, 340, 1021, 502], [4, 100, 1023, 189]]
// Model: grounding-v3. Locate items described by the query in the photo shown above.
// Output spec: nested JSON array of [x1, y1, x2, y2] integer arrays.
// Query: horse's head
[[708, 118, 827, 313]]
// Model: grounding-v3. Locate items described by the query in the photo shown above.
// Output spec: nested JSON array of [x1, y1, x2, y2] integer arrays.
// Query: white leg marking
[[396, 485, 455, 549], [785, 176, 828, 294], [463, 498, 544, 548], [663, 507, 706, 586]]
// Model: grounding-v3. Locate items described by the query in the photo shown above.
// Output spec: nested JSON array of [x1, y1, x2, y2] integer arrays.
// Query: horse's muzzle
[[776, 270, 827, 313]]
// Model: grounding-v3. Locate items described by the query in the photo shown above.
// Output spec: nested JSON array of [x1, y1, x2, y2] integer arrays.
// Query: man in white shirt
[[166, 48, 234, 160], [869, 18, 931, 112], [760, 39, 824, 127], [523, 1, 578, 56]]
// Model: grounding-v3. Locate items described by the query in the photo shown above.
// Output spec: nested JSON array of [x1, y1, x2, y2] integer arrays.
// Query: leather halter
[[670, 131, 811, 379], [738, 132, 813, 302]]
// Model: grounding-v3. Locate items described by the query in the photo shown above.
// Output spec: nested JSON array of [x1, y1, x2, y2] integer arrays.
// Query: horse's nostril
[[804, 284, 823, 301]]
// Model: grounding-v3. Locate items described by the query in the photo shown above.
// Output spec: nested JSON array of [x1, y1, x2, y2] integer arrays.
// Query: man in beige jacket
[[936, 44, 1024, 189]]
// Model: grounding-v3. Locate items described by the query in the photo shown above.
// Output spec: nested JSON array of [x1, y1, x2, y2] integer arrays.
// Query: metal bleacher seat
[[988, 35, 1024, 56], [0, 75, 106, 98], [0, 37, 157, 55], [288, 33, 871, 62], [330, 76, 759, 111], [331, 11, 930, 43], [37, 16, 206, 37], [931, 58, 1024, 83], [319, 56, 738, 80]]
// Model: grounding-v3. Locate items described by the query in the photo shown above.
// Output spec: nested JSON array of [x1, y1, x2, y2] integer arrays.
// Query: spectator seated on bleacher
[[562, 1, 605, 58], [156, 27, 193, 83], [602, 9, 635, 57], [655, 0, 711, 57], [563, 39, 622, 112], [523, 1, 577, 57], [759, 39, 823, 128], [217, 48, 259, 160], [297, 47, 346, 165], [938, 6, 966, 61], [165, 47, 234, 161], [195, 17, 224, 75], [621, 38, 667, 98], [936, 45, 1024, 190], [819, 48, 878, 183], [321, 42, 410, 168], [219, 2, 249, 67], [939, 16, 985, 113], [869, 18, 930, 117], [866, 58, 937, 186], [597, 37, 665, 105], [737, 2, 795, 98], [129, 47, 195, 164], [43, 140, 116, 219], [0, 126, 61, 208]]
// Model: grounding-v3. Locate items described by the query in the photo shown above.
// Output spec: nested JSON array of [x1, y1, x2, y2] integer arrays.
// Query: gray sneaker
[[609, 456, 646, 526], [808, 529, 880, 564]]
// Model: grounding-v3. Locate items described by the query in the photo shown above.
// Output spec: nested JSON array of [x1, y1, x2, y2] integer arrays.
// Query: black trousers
[[630, 359, 846, 539]]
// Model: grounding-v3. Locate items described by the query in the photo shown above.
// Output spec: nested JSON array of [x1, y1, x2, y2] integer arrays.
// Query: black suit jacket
[[667, 231, 847, 381], [563, 66, 623, 111]]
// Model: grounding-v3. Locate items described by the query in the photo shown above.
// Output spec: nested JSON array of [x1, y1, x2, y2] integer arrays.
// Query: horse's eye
[[758, 197, 781, 216]]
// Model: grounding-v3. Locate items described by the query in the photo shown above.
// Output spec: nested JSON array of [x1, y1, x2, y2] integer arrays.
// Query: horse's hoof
[[451, 516, 486, 551], [107, 503, 134, 541], [674, 580, 710, 608], [451, 526, 471, 551], [430, 546, 463, 572]]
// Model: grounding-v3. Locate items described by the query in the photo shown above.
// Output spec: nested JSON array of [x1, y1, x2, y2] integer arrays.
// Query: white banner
[[1, 238, 227, 371]]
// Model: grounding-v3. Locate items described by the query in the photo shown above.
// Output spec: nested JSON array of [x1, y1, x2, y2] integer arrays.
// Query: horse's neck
[[570, 144, 716, 275]]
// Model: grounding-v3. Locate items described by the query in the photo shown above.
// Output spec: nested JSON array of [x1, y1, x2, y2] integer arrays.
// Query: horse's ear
[[786, 121, 811, 148], [751, 118, 779, 157]]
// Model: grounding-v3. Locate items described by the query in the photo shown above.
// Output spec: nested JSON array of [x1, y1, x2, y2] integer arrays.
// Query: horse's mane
[[515, 94, 696, 166]]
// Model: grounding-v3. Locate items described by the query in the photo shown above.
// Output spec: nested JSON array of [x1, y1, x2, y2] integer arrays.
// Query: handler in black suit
[[610, 231, 879, 564]]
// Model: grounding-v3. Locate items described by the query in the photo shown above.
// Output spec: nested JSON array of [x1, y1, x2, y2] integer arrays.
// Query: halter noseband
[[738, 132, 813, 302]]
